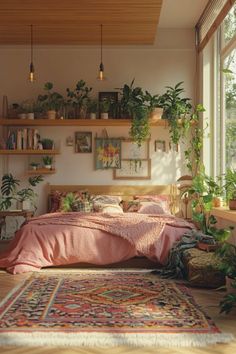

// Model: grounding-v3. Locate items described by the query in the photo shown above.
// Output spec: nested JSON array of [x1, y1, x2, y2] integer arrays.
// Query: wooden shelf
[[0, 118, 167, 127], [27, 168, 56, 175], [0, 149, 60, 155]]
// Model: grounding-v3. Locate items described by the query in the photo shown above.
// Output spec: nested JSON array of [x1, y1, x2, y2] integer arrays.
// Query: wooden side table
[[0, 210, 34, 240]]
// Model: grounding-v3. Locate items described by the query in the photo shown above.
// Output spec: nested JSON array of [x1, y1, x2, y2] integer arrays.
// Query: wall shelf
[[0, 149, 60, 155], [27, 168, 56, 175], [0, 118, 168, 127]]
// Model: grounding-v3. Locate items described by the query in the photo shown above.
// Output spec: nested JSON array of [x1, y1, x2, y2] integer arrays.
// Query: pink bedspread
[[0, 212, 194, 274]]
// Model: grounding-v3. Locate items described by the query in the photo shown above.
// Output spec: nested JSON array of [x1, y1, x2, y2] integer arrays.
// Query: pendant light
[[97, 24, 106, 80], [29, 24, 36, 82]]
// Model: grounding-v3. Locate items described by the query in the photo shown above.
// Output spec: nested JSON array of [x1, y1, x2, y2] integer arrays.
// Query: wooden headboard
[[48, 184, 179, 214]]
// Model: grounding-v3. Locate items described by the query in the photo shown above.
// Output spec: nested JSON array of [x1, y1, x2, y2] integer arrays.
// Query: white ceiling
[[158, 0, 209, 28]]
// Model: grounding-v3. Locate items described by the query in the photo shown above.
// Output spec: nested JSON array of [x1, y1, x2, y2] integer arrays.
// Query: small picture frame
[[98, 91, 119, 118], [75, 132, 92, 153], [155, 140, 166, 152], [95, 138, 121, 169], [66, 136, 74, 146]]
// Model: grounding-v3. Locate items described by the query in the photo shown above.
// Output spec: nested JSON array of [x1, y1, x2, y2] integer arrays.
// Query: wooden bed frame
[[48, 184, 179, 215]]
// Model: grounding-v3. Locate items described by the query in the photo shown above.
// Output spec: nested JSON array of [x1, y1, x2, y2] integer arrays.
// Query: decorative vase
[[2, 95, 8, 118]]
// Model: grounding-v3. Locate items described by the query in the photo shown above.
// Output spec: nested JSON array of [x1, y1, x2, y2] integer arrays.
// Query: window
[[217, 2, 236, 175]]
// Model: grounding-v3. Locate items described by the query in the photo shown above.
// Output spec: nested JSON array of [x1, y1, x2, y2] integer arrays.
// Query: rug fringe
[[0, 332, 234, 347]]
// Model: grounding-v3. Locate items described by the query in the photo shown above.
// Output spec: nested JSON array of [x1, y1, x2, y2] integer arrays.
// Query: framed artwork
[[95, 138, 121, 169], [121, 139, 150, 159], [75, 132, 92, 153], [113, 159, 151, 180], [98, 91, 119, 118], [154, 140, 166, 152]]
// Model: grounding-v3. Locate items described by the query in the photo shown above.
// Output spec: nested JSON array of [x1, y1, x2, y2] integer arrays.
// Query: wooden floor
[[0, 269, 235, 354]]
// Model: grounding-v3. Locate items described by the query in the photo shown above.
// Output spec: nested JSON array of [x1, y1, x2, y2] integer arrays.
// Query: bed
[[0, 184, 194, 274]]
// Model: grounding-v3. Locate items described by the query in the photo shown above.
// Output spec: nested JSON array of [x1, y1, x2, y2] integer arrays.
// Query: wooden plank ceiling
[[0, 0, 163, 45]]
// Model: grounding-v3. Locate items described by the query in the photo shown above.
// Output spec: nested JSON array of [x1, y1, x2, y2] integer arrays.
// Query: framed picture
[[98, 91, 119, 118], [121, 139, 150, 159], [113, 159, 151, 180], [75, 132, 92, 153], [154, 140, 166, 152], [95, 138, 121, 169]]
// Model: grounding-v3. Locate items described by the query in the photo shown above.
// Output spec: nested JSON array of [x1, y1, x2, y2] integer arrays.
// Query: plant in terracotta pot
[[38, 82, 63, 119], [224, 168, 236, 210], [66, 80, 92, 118], [144, 91, 163, 121]]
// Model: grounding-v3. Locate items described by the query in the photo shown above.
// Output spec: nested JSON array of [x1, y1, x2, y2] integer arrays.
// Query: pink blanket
[[0, 212, 194, 274]]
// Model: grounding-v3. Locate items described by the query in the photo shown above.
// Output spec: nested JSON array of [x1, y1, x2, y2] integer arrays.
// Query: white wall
[[0, 29, 196, 214]]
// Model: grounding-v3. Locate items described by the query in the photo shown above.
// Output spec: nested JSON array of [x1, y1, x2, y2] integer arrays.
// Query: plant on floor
[[224, 168, 236, 210], [217, 242, 236, 314], [0, 174, 43, 211]]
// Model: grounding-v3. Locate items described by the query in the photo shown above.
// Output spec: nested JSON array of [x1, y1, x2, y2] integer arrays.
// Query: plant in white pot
[[43, 156, 53, 169], [30, 162, 40, 171], [0, 174, 43, 211], [87, 98, 98, 119], [99, 98, 110, 119]]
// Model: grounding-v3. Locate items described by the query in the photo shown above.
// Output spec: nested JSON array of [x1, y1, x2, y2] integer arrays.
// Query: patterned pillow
[[134, 195, 171, 214], [92, 195, 122, 212], [49, 191, 66, 212], [122, 200, 140, 212], [53, 190, 93, 212], [137, 201, 168, 215]]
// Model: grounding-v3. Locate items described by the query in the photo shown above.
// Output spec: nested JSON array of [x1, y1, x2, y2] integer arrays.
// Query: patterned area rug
[[0, 271, 233, 347]]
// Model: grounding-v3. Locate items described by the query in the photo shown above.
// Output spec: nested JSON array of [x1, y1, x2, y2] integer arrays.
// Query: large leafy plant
[[160, 82, 192, 144], [38, 82, 63, 111], [0, 174, 43, 211]]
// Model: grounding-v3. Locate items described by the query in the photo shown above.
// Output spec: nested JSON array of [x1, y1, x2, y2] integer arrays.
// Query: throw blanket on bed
[[27, 212, 194, 256]]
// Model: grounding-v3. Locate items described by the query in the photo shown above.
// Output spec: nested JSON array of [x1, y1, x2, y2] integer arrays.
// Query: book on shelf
[[6, 128, 40, 150]]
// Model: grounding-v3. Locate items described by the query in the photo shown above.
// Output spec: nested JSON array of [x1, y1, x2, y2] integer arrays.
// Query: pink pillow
[[134, 195, 171, 214], [137, 201, 170, 215]]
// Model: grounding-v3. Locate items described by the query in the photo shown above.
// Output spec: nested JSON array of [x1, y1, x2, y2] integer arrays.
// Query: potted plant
[[21, 99, 35, 119], [87, 98, 98, 119], [217, 242, 236, 313], [66, 80, 92, 118], [99, 98, 110, 119], [30, 162, 40, 171], [145, 91, 163, 121], [224, 168, 236, 210], [41, 138, 54, 150], [0, 174, 43, 211], [38, 82, 63, 119], [159, 82, 192, 145], [42, 156, 53, 169]]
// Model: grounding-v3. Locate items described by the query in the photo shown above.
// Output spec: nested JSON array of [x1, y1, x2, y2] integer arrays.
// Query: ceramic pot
[[44, 165, 52, 170], [27, 112, 34, 120], [90, 113, 96, 120], [101, 112, 108, 119], [47, 110, 56, 120], [229, 199, 236, 210]]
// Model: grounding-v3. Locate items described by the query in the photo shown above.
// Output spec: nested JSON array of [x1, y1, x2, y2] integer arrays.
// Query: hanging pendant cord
[[30, 24, 33, 63], [100, 24, 103, 64]]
